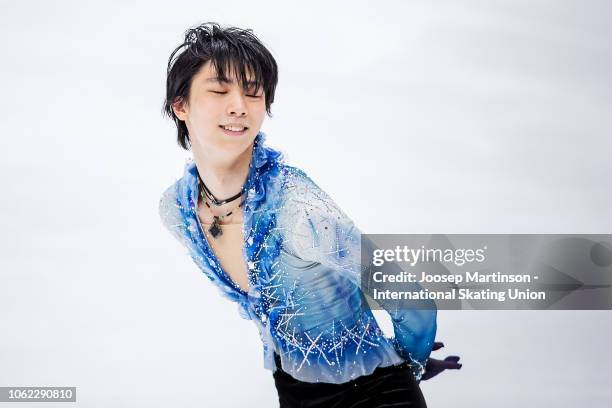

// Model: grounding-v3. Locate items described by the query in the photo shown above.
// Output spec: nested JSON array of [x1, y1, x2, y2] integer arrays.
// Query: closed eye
[[210, 90, 261, 98]]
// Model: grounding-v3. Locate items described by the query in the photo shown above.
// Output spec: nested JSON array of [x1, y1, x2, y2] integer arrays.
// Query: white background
[[1, 0, 611, 406]]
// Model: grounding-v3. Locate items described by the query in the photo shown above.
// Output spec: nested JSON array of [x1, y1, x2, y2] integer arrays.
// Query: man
[[160, 22, 459, 407]]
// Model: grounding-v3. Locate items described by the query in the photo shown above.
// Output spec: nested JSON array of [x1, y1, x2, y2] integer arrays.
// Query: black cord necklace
[[198, 178, 244, 239], [198, 174, 243, 206], [203, 198, 244, 239]]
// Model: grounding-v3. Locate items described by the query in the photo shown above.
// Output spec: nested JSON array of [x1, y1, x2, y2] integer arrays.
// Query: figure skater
[[159, 22, 461, 407]]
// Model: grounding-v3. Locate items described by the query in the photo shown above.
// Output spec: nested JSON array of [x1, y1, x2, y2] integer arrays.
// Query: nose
[[227, 90, 248, 117]]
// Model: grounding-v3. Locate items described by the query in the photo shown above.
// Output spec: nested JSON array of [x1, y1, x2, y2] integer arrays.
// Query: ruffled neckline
[[184, 131, 283, 214], [181, 131, 285, 304]]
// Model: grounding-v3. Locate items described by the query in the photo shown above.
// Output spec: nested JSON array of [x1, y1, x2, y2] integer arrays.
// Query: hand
[[419, 342, 462, 382]]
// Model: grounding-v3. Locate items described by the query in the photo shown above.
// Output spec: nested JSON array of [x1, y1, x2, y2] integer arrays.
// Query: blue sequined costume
[[158, 132, 437, 383]]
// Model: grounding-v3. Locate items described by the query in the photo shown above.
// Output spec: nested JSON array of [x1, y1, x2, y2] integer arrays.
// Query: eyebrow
[[205, 77, 259, 87]]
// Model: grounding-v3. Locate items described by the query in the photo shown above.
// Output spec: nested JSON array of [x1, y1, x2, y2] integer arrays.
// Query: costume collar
[[177, 131, 285, 299], [182, 131, 282, 212]]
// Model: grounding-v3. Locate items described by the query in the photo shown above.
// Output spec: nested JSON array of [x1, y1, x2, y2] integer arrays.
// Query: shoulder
[[158, 178, 187, 243], [158, 160, 197, 228], [278, 164, 345, 217], [276, 164, 354, 238], [279, 164, 327, 204], [275, 164, 361, 267]]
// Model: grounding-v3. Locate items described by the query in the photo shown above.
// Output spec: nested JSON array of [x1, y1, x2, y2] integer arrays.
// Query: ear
[[171, 97, 189, 121]]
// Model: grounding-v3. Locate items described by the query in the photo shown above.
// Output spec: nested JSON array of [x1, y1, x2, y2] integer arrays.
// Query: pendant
[[208, 216, 222, 238]]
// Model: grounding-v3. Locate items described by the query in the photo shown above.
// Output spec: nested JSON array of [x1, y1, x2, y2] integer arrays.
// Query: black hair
[[163, 22, 278, 150]]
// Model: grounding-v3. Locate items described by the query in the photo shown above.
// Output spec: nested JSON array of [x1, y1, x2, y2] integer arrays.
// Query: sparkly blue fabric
[[159, 132, 437, 383]]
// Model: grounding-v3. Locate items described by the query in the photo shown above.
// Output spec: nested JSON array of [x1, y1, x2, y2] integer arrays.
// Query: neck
[[193, 142, 254, 202]]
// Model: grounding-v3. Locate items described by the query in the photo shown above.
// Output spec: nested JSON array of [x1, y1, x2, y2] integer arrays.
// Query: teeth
[[223, 125, 246, 131]]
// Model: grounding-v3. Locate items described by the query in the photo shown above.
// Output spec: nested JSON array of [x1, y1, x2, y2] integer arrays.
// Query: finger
[[440, 357, 462, 369], [428, 357, 461, 370], [444, 356, 460, 364]]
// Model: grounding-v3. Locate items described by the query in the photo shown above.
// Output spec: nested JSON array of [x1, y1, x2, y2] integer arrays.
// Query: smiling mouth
[[219, 125, 248, 131], [219, 125, 249, 136]]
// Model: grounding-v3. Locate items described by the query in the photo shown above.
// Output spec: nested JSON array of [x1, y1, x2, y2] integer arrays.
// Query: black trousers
[[272, 354, 427, 408]]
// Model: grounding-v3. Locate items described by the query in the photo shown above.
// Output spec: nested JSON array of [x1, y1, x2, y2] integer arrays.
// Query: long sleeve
[[277, 167, 437, 379]]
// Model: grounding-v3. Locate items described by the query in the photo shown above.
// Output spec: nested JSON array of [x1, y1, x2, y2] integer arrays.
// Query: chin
[[223, 130, 257, 145], [218, 131, 257, 152]]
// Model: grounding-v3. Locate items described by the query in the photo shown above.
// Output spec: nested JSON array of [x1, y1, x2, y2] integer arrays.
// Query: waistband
[[273, 352, 412, 377]]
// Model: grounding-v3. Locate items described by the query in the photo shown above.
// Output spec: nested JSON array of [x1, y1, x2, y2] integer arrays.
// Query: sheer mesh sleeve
[[277, 167, 437, 379]]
